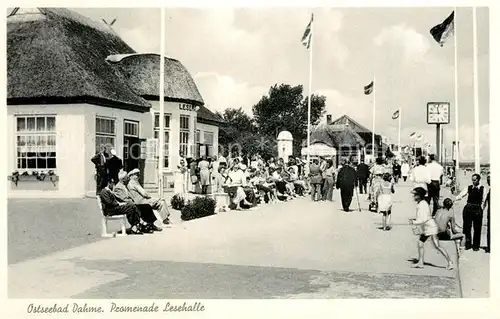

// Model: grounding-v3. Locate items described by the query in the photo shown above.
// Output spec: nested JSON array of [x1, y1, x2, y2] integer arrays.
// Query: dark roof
[[197, 105, 224, 125], [331, 115, 371, 133], [107, 53, 204, 106], [302, 124, 366, 148], [7, 8, 150, 111]]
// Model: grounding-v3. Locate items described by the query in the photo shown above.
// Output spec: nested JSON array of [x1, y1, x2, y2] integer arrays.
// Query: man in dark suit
[[356, 159, 370, 194], [99, 182, 144, 235], [107, 149, 123, 185], [91, 144, 111, 195], [336, 160, 358, 212]]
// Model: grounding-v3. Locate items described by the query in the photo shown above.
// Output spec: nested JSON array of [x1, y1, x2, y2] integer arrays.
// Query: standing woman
[[309, 159, 323, 201], [198, 156, 211, 195], [377, 173, 395, 230], [322, 159, 336, 201], [410, 187, 453, 270], [188, 158, 198, 193], [369, 157, 386, 211]]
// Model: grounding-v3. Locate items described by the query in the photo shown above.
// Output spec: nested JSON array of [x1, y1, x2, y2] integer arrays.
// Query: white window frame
[[95, 116, 116, 153], [15, 115, 57, 171], [153, 112, 171, 169], [179, 115, 190, 158], [124, 120, 140, 137]]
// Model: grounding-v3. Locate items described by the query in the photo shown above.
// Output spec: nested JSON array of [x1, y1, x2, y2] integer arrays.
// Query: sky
[[73, 7, 490, 162]]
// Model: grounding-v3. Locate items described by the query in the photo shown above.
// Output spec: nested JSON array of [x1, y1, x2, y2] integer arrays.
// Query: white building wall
[[8, 102, 219, 198], [8, 104, 87, 198], [83, 104, 150, 197]]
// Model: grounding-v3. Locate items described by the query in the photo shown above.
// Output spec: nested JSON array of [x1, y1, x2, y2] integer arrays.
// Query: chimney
[[326, 114, 332, 125]]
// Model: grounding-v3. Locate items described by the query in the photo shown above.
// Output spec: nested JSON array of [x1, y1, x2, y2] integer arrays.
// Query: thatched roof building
[[7, 7, 222, 123], [7, 8, 150, 111], [302, 123, 366, 148]]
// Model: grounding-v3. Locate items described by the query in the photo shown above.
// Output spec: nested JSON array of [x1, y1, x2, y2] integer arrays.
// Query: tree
[[252, 84, 326, 155], [215, 107, 256, 156]]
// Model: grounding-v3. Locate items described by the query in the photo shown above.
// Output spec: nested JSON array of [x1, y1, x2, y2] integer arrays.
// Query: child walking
[[377, 173, 395, 231], [410, 187, 454, 270]]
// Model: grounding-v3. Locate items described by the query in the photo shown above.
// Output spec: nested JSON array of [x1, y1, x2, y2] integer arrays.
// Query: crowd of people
[[92, 145, 491, 263]]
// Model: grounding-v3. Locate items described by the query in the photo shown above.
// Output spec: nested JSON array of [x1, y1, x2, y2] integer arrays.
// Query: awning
[[301, 143, 337, 156]]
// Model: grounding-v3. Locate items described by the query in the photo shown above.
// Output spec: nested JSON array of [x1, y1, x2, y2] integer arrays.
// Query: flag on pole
[[392, 110, 400, 119], [430, 11, 454, 47], [301, 14, 313, 49], [409, 132, 416, 138], [417, 134, 423, 141], [364, 81, 374, 95]]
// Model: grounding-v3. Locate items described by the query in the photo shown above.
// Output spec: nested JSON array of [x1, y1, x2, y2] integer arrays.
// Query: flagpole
[[472, 7, 480, 173], [398, 108, 401, 155], [372, 74, 376, 160], [158, 7, 166, 197], [306, 14, 313, 163], [453, 7, 460, 191]]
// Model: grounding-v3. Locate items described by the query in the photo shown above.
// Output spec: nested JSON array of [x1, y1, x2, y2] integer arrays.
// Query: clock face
[[427, 102, 450, 124]]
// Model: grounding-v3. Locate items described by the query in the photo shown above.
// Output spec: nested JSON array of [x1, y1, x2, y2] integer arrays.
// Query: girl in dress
[[377, 173, 395, 231]]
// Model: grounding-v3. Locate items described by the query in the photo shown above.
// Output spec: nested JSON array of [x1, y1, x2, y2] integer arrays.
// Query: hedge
[[181, 197, 216, 221]]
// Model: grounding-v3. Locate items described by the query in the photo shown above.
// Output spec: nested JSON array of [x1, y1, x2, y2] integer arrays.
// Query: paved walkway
[[8, 180, 461, 299]]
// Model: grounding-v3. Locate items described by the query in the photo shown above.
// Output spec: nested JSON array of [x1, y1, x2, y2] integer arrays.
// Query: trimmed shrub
[[181, 196, 217, 221], [171, 194, 185, 211]]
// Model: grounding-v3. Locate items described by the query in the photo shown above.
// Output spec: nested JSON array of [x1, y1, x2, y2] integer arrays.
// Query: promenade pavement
[[8, 179, 461, 299]]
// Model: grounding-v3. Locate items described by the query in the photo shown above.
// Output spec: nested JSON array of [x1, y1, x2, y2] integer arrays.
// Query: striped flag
[[392, 109, 400, 120], [430, 11, 454, 47], [364, 81, 374, 95], [301, 14, 313, 49]]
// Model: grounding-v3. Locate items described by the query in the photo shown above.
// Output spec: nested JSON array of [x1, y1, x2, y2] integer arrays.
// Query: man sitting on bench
[[100, 182, 144, 235], [434, 198, 464, 254], [113, 170, 162, 232]]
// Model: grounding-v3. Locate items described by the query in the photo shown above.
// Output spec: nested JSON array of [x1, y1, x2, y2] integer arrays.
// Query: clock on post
[[427, 102, 450, 163], [427, 102, 450, 124]]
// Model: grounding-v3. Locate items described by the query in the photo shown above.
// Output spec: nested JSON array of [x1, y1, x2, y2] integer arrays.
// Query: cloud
[[194, 72, 268, 115], [374, 25, 431, 63]]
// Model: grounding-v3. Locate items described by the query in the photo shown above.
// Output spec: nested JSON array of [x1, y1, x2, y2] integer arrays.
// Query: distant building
[[7, 8, 222, 198]]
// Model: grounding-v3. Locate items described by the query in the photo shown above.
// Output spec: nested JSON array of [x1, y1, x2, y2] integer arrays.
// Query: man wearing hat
[[113, 170, 162, 232], [127, 168, 171, 225], [107, 149, 123, 185]]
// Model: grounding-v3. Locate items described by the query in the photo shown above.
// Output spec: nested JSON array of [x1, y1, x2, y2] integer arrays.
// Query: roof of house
[[7, 8, 215, 124], [330, 115, 372, 133], [302, 123, 366, 148], [107, 53, 205, 106], [7, 8, 150, 110]]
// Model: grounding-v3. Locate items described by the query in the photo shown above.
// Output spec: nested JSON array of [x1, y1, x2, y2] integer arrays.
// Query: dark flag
[[301, 14, 313, 49], [364, 81, 374, 95], [430, 11, 454, 47]]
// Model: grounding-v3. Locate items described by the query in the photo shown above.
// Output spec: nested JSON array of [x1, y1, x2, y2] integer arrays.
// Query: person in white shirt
[[409, 187, 453, 270], [227, 164, 252, 210], [410, 157, 431, 195], [426, 154, 444, 216], [401, 160, 411, 182]]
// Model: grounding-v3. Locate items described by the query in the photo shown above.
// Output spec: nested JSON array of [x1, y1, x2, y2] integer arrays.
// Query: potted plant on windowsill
[[8, 170, 59, 186]]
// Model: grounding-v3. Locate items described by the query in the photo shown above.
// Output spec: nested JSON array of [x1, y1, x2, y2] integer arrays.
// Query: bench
[[208, 193, 230, 212], [97, 197, 127, 237]]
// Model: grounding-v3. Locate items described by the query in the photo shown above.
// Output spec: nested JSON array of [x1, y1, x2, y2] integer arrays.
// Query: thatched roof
[[303, 123, 366, 148], [7, 8, 150, 110], [107, 53, 204, 106], [197, 105, 224, 125]]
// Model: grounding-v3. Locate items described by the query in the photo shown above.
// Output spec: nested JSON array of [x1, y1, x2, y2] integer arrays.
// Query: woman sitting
[[225, 163, 253, 210]]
